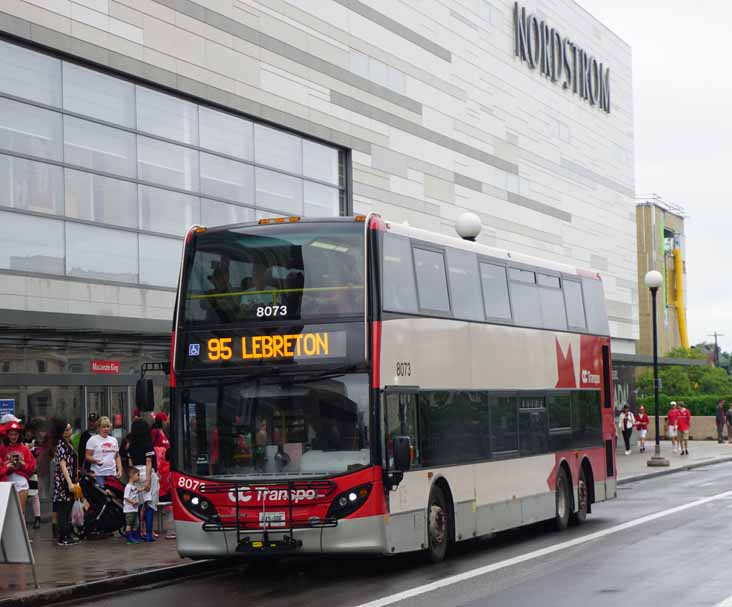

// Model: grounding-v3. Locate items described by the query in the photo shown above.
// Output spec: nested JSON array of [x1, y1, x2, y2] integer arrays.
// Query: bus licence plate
[[259, 512, 286, 528]]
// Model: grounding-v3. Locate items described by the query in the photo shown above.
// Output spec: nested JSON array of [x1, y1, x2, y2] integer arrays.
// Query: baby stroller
[[79, 473, 126, 539]]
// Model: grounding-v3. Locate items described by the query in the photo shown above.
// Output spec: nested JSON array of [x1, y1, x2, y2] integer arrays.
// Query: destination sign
[[185, 330, 348, 367]]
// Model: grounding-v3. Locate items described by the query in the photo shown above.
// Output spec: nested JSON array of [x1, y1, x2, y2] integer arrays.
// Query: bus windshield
[[182, 222, 365, 325], [176, 373, 371, 478]]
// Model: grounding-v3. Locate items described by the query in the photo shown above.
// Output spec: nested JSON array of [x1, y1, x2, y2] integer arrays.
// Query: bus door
[[383, 391, 426, 553]]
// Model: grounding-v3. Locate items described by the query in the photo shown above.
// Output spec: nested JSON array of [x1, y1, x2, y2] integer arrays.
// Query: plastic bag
[[71, 499, 85, 528]]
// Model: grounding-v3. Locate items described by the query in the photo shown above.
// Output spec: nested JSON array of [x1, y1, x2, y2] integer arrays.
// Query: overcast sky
[[575, 0, 731, 352]]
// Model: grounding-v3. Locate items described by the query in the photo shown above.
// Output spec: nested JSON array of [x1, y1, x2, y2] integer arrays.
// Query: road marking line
[[355, 489, 732, 607], [716, 596, 732, 607]]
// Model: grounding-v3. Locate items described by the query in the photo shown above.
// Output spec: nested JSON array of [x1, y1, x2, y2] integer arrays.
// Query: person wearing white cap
[[666, 401, 680, 453]]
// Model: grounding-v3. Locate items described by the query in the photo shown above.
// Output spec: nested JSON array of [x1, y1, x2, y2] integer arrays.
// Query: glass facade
[[0, 40, 348, 514], [0, 39, 347, 290]]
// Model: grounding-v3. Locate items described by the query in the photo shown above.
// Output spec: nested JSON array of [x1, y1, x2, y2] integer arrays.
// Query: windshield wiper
[[276, 364, 360, 384], [213, 366, 283, 387]]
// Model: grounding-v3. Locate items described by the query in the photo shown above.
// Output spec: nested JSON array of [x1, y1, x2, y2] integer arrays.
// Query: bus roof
[[198, 216, 359, 233], [193, 215, 600, 281], [382, 219, 600, 281]]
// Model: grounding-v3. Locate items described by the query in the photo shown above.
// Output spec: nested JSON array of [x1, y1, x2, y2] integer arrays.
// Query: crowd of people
[[617, 400, 692, 455], [0, 410, 171, 547]]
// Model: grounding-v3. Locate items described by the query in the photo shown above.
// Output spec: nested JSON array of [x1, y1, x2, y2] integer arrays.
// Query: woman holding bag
[[50, 417, 80, 546], [618, 404, 635, 455]]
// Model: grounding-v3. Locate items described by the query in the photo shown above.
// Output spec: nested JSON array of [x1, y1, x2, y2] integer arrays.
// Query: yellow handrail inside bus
[[673, 247, 689, 349], [187, 285, 364, 300]]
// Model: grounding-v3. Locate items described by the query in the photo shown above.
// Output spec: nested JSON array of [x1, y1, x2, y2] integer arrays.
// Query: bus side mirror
[[135, 378, 155, 411], [393, 436, 412, 472]]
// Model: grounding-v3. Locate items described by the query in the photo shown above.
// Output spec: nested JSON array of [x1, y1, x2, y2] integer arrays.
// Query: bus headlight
[[326, 483, 372, 520], [178, 488, 219, 521]]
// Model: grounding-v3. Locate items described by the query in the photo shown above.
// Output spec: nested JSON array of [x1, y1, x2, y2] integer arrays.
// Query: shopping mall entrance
[[85, 386, 131, 442], [0, 333, 169, 518]]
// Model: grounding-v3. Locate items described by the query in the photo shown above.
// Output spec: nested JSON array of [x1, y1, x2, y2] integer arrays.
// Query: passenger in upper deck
[[311, 252, 364, 316], [205, 262, 240, 323], [240, 263, 276, 315]]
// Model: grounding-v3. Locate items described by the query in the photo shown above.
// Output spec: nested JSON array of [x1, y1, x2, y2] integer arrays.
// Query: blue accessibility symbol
[[188, 343, 201, 356]]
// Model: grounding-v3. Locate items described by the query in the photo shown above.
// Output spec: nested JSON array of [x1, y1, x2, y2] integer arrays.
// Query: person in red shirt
[[151, 413, 171, 501], [666, 401, 680, 453], [635, 406, 650, 453], [4, 421, 36, 517], [677, 402, 691, 455]]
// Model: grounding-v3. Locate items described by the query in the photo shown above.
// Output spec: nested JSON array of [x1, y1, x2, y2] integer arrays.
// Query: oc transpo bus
[[169, 213, 616, 562]]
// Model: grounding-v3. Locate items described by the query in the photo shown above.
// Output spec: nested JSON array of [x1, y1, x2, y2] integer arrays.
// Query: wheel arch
[[430, 475, 456, 544], [558, 458, 573, 509], [580, 457, 595, 513]]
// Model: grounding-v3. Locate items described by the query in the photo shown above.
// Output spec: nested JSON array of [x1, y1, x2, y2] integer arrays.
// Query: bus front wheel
[[554, 468, 571, 531], [426, 484, 449, 563]]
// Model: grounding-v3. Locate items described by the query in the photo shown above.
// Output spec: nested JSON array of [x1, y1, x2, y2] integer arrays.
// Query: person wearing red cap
[[151, 412, 169, 444], [4, 421, 36, 517], [0, 426, 8, 482], [151, 413, 170, 502]]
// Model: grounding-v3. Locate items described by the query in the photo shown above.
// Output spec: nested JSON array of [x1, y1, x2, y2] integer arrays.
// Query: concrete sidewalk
[[617, 439, 732, 483], [4, 440, 732, 605], [0, 509, 232, 606]]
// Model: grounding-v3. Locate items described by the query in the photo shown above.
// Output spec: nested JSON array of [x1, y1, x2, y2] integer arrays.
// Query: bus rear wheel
[[554, 468, 571, 531], [426, 485, 449, 563], [571, 467, 589, 525]]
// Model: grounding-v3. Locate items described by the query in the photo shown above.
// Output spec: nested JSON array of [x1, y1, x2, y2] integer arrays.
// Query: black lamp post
[[645, 270, 669, 467]]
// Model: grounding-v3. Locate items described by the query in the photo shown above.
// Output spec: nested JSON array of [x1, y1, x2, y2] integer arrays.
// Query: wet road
[[68, 463, 732, 607]]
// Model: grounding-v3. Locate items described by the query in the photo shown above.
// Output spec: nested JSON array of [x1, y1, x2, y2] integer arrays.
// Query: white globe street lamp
[[644, 270, 663, 290], [645, 270, 669, 467], [455, 212, 482, 241]]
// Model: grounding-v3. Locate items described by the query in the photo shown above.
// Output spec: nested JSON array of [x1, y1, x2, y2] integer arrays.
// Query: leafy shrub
[[636, 394, 732, 416]]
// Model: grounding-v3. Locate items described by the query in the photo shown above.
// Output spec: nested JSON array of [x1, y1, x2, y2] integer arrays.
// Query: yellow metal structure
[[673, 247, 689, 349]]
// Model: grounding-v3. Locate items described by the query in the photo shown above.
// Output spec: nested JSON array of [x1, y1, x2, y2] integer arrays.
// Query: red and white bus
[[169, 214, 616, 562]]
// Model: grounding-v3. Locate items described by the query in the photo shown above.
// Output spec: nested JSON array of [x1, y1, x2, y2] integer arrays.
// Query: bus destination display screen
[[182, 328, 350, 369]]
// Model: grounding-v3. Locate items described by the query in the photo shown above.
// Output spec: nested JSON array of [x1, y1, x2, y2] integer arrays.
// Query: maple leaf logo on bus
[[555, 338, 577, 388]]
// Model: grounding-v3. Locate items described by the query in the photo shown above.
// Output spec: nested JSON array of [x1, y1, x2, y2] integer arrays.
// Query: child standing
[[635, 406, 650, 453], [123, 468, 142, 544]]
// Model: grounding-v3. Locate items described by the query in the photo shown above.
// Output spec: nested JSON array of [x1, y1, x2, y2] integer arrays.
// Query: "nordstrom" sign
[[513, 2, 611, 114]]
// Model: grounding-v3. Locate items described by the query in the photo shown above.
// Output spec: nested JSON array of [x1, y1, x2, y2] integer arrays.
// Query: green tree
[[696, 366, 732, 393], [669, 346, 706, 360], [637, 365, 692, 397], [636, 345, 732, 397]]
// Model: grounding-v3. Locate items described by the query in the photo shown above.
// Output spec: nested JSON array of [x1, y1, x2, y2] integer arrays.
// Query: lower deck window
[[384, 389, 602, 468]]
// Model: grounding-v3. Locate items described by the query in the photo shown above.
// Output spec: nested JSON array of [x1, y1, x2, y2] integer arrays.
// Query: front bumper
[[175, 514, 388, 558]]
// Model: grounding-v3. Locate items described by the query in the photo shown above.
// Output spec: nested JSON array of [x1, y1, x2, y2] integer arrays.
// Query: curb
[[1, 556, 244, 607], [617, 454, 732, 485]]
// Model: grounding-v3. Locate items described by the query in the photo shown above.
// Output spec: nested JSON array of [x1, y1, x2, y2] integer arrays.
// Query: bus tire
[[426, 484, 449, 563], [554, 468, 571, 531], [571, 466, 589, 525]]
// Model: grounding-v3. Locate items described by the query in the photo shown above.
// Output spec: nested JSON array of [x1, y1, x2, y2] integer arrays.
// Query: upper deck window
[[480, 262, 512, 321], [509, 278, 542, 327], [183, 222, 364, 324], [413, 247, 450, 314], [581, 277, 610, 336], [537, 274, 567, 331], [563, 279, 587, 330], [382, 234, 418, 314], [447, 248, 483, 321]]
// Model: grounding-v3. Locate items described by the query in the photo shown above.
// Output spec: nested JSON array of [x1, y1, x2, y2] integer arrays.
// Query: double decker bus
[[170, 214, 616, 562]]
